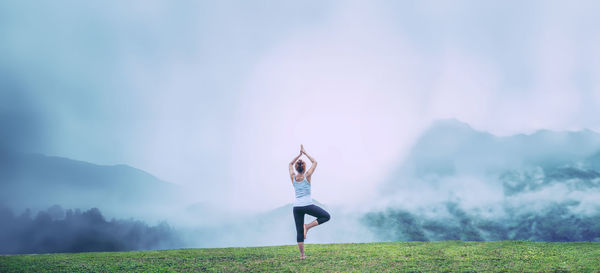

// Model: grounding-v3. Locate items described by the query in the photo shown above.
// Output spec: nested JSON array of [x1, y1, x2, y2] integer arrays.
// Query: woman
[[289, 144, 330, 260]]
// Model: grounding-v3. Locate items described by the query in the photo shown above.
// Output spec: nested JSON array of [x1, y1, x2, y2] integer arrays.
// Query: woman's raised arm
[[289, 150, 302, 182], [302, 145, 317, 181]]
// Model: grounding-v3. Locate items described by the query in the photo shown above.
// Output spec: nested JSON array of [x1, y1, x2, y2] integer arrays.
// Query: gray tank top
[[292, 175, 313, 207]]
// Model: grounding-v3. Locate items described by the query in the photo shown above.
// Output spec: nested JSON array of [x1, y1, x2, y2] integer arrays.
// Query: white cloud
[[228, 3, 432, 210], [3, 0, 600, 212], [224, 1, 600, 211]]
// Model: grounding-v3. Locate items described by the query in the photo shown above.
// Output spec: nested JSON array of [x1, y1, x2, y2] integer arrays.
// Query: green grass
[[1, 241, 599, 272]]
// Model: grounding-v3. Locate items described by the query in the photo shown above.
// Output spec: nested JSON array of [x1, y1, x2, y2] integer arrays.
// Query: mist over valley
[[2, 119, 600, 253]]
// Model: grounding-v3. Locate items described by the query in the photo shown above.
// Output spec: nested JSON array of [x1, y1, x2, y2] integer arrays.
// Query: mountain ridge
[[401, 119, 600, 177], [0, 151, 180, 220]]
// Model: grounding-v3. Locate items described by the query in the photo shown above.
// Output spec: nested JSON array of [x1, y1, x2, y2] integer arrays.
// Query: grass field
[[1, 241, 599, 272]]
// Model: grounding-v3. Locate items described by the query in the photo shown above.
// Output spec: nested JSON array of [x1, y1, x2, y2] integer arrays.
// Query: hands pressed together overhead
[[289, 144, 318, 180], [298, 144, 316, 166], [290, 144, 316, 167]]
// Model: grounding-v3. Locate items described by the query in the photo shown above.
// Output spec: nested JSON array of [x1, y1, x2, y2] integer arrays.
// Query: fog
[[0, 205, 180, 254], [2, 120, 600, 253], [2, 1, 600, 211], [1, 1, 600, 252], [363, 120, 600, 242]]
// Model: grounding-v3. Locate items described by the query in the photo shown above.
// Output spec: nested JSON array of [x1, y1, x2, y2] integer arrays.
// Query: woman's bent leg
[[306, 204, 331, 225], [303, 205, 331, 237]]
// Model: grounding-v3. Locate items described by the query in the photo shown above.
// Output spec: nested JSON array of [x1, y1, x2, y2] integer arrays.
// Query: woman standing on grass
[[289, 144, 330, 260]]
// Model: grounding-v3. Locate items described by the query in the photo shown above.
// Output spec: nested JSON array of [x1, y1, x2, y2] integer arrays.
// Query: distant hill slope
[[0, 151, 180, 219], [182, 199, 336, 247], [180, 199, 377, 249], [370, 119, 600, 242], [383, 119, 600, 195]]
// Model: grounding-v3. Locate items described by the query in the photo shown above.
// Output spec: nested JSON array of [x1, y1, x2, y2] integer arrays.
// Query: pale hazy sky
[[1, 0, 599, 211]]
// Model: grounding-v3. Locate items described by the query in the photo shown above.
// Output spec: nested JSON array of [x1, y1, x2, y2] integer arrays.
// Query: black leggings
[[293, 204, 330, 242]]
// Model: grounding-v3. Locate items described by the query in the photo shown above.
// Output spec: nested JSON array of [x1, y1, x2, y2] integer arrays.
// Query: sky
[[1, 0, 600, 212]]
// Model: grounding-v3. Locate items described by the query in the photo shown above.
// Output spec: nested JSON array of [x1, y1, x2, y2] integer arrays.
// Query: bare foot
[[303, 224, 308, 239], [300, 255, 306, 260]]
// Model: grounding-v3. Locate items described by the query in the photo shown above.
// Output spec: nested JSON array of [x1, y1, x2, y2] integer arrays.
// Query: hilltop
[[1, 241, 599, 272]]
